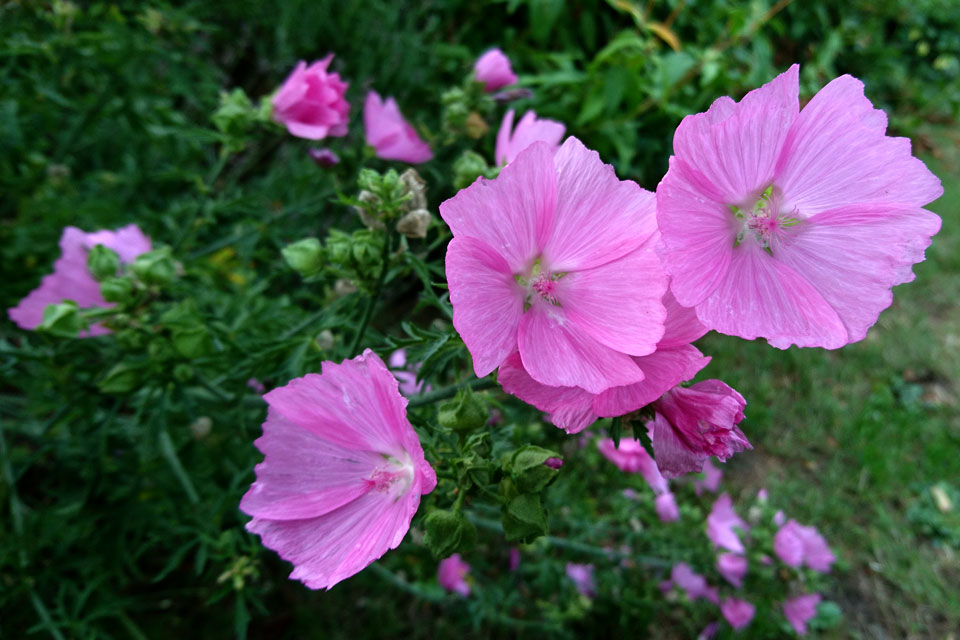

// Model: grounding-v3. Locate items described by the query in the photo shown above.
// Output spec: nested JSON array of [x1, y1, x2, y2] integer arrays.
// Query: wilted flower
[[707, 493, 749, 553], [657, 64, 942, 349], [773, 520, 835, 572], [565, 562, 596, 597], [364, 91, 433, 164], [9, 224, 151, 336], [716, 552, 748, 587], [783, 593, 822, 635], [721, 598, 756, 630], [442, 138, 667, 395], [438, 554, 471, 596], [474, 48, 517, 92], [495, 109, 565, 166], [240, 350, 437, 590], [272, 56, 350, 140]]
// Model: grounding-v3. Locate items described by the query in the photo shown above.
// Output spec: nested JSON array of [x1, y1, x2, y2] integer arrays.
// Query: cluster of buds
[[354, 168, 433, 239]]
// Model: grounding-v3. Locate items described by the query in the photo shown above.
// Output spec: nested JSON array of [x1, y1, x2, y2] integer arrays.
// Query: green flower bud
[[131, 247, 176, 286], [453, 151, 491, 190], [437, 386, 488, 432], [212, 88, 255, 136], [357, 168, 382, 193], [351, 229, 384, 279], [281, 238, 325, 278], [325, 229, 353, 267], [423, 509, 477, 559], [38, 301, 83, 338], [100, 276, 134, 304], [502, 445, 562, 494], [87, 244, 120, 281], [500, 493, 548, 543]]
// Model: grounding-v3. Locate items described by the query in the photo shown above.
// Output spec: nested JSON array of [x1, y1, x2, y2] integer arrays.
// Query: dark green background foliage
[[2, 1, 958, 638]]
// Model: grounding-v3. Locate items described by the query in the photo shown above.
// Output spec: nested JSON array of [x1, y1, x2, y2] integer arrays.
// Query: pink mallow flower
[[240, 350, 437, 590], [717, 552, 748, 588], [442, 138, 668, 395], [650, 379, 751, 477], [499, 289, 709, 434], [721, 598, 756, 630], [773, 520, 835, 572], [655, 492, 680, 522], [364, 91, 433, 164], [694, 458, 724, 495], [438, 554, 472, 596], [474, 48, 517, 92], [272, 56, 350, 140], [657, 64, 942, 349], [707, 493, 749, 553], [565, 562, 596, 597], [388, 348, 429, 396], [662, 563, 719, 603], [495, 109, 565, 166], [783, 593, 822, 635], [9, 224, 151, 336]]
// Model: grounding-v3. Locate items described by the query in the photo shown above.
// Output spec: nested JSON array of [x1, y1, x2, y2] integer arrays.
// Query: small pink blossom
[[783, 593, 821, 635], [650, 380, 751, 477], [247, 378, 266, 394], [474, 48, 517, 92], [707, 493, 749, 553], [694, 459, 724, 495], [565, 562, 596, 597], [757, 488, 769, 502], [697, 622, 719, 640], [495, 109, 565, 166], [9, 224, 151, 336], [544, 456, 564, 469], [773, 520, 835, 572], [773, 509, 786, 526], [272, 57, 350, 140], [655, 492, 680, 522], [308, 147, 340, 167], [509, 547, 521, 572], [721, 598, 756, 630], [442, 138, 668, 397], [717, 552, 748, 588], [664, 563, 718, 603], [596, 437, 668, 495], [240, 350, 437, 590], [657, 64, 942, 349], [364, 91, 433, 164], [388, 348, 430, 396], [438, 554, 472, 596]]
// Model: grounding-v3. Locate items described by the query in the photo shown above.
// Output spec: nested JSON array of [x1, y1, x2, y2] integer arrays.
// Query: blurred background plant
[[1, 0, 958, 638]]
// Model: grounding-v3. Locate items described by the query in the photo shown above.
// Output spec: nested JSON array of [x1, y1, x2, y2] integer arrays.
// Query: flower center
[[514, 257, 565, 309], [365, 454, 414, 497], [730, 185, 800, 252]]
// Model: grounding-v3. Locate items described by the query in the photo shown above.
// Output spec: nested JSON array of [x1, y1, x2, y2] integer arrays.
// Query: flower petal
[[593, 345, 710, 417], [498, 352, 597, 433]]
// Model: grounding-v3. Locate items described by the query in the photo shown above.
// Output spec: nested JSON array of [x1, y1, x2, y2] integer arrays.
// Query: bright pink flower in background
[[707, 493, 749, 553], [364, 91, 433, 164], [9, 224, 151, 336], [655, 492, 680, 522], [597, 438, 666, 489], [438, 554, 472, 596], [717, 552, 748, 587], [565, 562, 596, 597], [499, 290, 709, 434], [650, 379, 750, 477], [442, 138, 668, 395], [661, 563, 718, 603], [657, 64, 942, 349], [544, 456, 564, 469], [272, 57, 350, 140], [240, 350, 437, 590], [495, 109, 565, 166], [783, 593, 822, 635], [694, 459, 724, 495], [388, 348, 429, 396], [721, 598, 756, 630], [773, 520, 835, 572], [474, 48, 517, 92]]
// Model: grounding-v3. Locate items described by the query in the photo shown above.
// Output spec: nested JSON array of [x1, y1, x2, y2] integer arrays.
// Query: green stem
[[407, 378, 497, 408], [349, 230, 394, 355], [367, 563, 452, 603]]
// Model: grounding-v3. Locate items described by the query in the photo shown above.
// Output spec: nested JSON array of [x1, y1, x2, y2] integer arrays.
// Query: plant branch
[[349, 230, 394, 355]]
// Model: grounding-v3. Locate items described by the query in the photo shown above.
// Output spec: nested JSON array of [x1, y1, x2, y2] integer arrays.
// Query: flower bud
[[423, 509, 477, 559], [281, 238, 325, 278], [130, 247, 176, 286], [100, 276, 134, 304], [38, 301, 83, 338], [500, 493, 548, 543], [453, 151, 491, 190], [87, 244, 120, 281], [437, 386, 487, 432], [325, 230, 353, 266], [308, 147, 339, 167], [464, 112, 489, 139], [502, 445, 562, 494]]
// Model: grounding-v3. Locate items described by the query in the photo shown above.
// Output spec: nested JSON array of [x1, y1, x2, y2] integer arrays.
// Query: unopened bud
[[130, 247, 176, 286], [437, 386, 487, 432], [87, 244, 120, 281], [453, 151, 491, 190], [423, 509, 477, 559], [281, 238, 325, 278], [100, 276, 134, 304], [502, 445, 562, 494], [464, 111, 489, 139], [38, 301, 83, 338], [190, 416, 213, 440]]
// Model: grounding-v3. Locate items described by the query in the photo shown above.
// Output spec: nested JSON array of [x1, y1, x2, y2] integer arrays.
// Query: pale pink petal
[[517, 304, 644, 394], [694, 459, 724, 495], [695, 240, 847, 349], [438, 554, 472, 596], [658, 288, 708, 348], [446, 237, 525, 377], [498, 352, 597, 433], [773, 520, 805, 567], [565, 562, 596, 597], [721, 598, 756, 630], [495, 109, 566, 166], [439, 141, 556, 272], [596, 438, 668, 494], [544, 137, 658, 272], [673, 65, 798, 205], [363, 91, 433, 163], [717, 552, 748, 588], [707, 493, 748, 553], [671, 563, 713, 601], [774, 205, 941, 344], [474, 48, 517, 92], [776, 75, 943, 215], [783, 594, 821, 635], [655, 492, 680, 522]]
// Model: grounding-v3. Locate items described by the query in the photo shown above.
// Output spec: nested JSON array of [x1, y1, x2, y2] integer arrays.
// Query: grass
[[705, 124, 960, 637]]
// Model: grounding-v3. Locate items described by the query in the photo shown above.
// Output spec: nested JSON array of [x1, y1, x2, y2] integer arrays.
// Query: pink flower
[[509, 547, 521, 572], [9, 224, 151, 336], [438, 554, 472, 596], [308, 147, 340, 167], [474, 48, 517, 92], [697, 622, 719, 640], [363, 91, 433, 164], [707, 493, 749, 553], [498, 289, 709, 434], [773, 520, 835, 572], [240, 350, 437, 590], [773, 509, 786, 526], [650, 380, 751, 477], [247, 378, 266, 394], [544, 456, 564, 469], [783, 593, 821, 635], [655, 492, 680, 522], [388, 348, 429, 396], [596, 437, 668, 495], [717, 552, 748, 587], [721, 598, 756, 630], [565, 562, 596, 597], [495, 109, 565, 166], [272, 56, 350, 140], [694, 459, 724, 495], [657, 64, 942, 349], [442, 138, 668, 395], [664, 563, 718, 603]]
